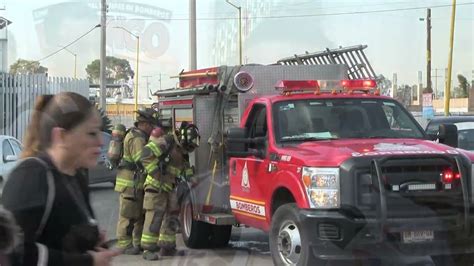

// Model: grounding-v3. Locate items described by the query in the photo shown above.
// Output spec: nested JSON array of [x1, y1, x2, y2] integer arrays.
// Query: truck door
[[230, 104, 270, 230]]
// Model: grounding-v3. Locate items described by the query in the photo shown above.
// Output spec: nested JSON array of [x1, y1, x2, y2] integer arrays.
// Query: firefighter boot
[[142, 250, 160, 261], [123, 245, 141, 255], [159, 247, 185, 257]]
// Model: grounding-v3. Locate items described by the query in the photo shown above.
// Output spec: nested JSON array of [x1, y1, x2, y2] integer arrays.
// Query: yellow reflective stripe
[[116, 178, 135, 188], [117, 239, 132, 248], [123, 155, 133, 162], [141, 234, 159, 243], [158, 233, 176, 242], [184, 168, 194, 176], [132, 152, 142, 162], [163, 183, 173, 191], [145, 159, 159, 173], [167, 165, 181, 176], [146, 142, 162, 157], [145, 175, 173, 192]]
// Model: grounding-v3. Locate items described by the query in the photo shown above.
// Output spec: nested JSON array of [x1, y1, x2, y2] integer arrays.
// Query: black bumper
[[299, 209, 474, 260]]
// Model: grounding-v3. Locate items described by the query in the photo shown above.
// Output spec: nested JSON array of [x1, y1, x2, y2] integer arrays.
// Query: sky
[[0, 0, 472, 100]]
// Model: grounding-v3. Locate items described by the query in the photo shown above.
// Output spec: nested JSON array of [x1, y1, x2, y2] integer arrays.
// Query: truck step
[[196, 213, 236, 225]]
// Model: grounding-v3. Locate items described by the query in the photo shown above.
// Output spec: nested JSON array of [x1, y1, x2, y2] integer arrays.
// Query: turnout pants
[[141, 186, 179, 251], [116, 187, 145, 248]]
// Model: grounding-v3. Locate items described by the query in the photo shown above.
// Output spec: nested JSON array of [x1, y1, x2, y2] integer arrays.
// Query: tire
[[180, 193, 212, 249], [269, 203, 326, 266], [210, 224, 232, 248], [433, 253, 474, 266]]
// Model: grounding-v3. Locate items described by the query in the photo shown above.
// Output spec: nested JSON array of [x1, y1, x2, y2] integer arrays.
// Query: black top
[[1, 153, 98, 266]]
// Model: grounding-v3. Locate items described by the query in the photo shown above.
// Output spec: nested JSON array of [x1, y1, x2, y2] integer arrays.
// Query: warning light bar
[[275, 79, 378, 95], [275, 80, 320, 92], [341, 79, 377, 89]]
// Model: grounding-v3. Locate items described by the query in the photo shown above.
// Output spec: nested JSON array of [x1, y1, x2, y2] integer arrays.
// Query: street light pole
[[59, 46, 77, 79], [114, 26, 140, 112], [226, 0, 242, 65], [135, 36, 140, 112], [100, 0, 107, 110]]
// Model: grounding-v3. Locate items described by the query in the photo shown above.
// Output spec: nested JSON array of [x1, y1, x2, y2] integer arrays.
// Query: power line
[[37, 24, 100, 62], [109, 2, 474, 21]]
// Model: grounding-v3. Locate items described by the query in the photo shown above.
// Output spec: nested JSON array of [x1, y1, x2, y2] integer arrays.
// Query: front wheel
[[269, 203, 326, 266]]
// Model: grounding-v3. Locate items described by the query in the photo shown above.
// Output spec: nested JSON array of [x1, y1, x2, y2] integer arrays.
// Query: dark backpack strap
[[14, 157, 55, 240]]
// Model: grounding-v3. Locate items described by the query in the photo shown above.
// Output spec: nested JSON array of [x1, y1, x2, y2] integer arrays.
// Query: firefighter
[[140, 122, 199, 261], [114, 107, 160, 255]]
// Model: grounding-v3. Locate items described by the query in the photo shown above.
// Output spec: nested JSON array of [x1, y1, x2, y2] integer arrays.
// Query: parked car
[[0, 135, 22, 195], [426, 116, 474, 151], [88, 131, 117, 185]]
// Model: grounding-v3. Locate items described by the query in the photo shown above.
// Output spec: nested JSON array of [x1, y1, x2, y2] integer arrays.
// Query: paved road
[[89, 183, 273, 266], [89, 184, 442, 266]]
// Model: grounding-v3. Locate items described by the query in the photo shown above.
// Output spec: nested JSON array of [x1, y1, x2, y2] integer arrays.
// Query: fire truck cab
[[155, 64, 474, 265]]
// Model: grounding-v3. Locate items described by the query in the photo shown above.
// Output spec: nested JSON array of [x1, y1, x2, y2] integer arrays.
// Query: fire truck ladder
[[277, 45, 377, 80]]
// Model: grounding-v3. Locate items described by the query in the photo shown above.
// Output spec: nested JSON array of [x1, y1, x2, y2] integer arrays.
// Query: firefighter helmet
[[178, 123, 200, 152], [135, 107, 160, 127]]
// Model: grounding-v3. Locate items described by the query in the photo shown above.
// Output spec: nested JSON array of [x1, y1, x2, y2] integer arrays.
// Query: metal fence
[[0, 73, 89, 141]]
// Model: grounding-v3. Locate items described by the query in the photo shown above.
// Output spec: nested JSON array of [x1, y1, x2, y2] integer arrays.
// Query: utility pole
[[426, 8, 432, 93], [445, 0, 457, 116], [100, 0, 107, 110], [189, 0, 197, 70], [420, 9, 432, 93]]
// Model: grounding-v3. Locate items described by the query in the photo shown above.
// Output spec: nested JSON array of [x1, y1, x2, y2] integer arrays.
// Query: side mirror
[[226, 127, 247, 155], [4, 155, 18, 162], [438, 124, 458, 148], [225, 128, 265, 158]]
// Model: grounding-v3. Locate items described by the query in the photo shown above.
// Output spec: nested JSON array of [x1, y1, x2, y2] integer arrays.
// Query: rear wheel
[[180, 193, 211, 248], [269, 203, 326, 266]]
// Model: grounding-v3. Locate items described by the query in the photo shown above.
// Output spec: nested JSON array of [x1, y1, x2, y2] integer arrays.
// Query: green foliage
[[9, 59, 48, 75], [457, 74, 470, 98], [86, 56, 134, 84]]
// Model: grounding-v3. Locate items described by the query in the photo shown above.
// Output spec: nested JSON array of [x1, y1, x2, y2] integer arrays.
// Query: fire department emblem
[[241, 162, 250, 191], [373, 143, 420, 151]]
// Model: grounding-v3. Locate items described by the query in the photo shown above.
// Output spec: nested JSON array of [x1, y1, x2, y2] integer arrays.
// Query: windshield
[[273, 98, 425, 143]]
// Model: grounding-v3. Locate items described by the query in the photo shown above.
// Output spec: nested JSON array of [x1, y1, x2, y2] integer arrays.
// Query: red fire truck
[[154, 63, 474, 265]]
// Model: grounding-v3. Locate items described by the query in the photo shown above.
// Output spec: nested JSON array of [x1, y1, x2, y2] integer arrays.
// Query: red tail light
[[442, 169, 460, 183]]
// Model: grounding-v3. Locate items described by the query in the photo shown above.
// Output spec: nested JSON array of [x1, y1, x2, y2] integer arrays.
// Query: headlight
[[302, 167, 340, 209]]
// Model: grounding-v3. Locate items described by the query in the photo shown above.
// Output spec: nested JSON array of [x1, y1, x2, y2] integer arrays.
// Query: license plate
[[402, 230, 434, 243]]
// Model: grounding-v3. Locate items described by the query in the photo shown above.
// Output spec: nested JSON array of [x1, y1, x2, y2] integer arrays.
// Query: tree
[[86, 56, 134, 84], [9, 59, 48, 75], [457, 74, 470, 98]]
